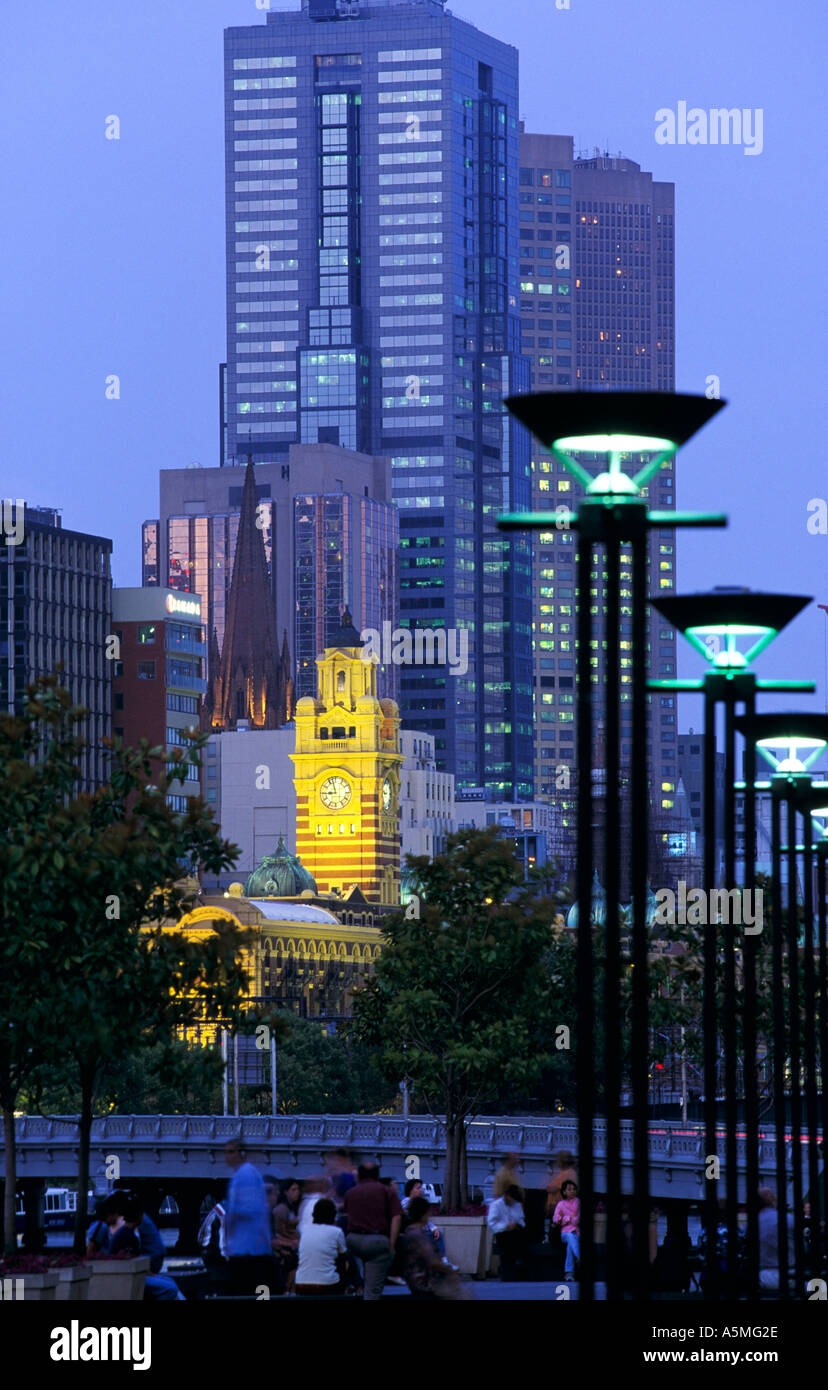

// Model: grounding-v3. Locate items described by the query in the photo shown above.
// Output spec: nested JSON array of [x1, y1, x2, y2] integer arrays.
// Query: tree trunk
[[73, 1080, 94, 1255], [2, 1105, 17, 1257], [442, 1118, 462, 1213], [458, 1117, 470, 1207], [442, 1108, 470, 1213]]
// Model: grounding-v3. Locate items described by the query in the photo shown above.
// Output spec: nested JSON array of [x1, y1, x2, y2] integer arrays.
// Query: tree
[[26, 1037, 227, 1119], [0, 675, 253, 1252], [259, 1014, 397, 1115], [0, 678, 85, 1253], [349, 827, 565, 1211]]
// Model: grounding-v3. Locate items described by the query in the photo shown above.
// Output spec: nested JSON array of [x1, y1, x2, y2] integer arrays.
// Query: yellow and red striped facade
[[291, 637, 403, 904]]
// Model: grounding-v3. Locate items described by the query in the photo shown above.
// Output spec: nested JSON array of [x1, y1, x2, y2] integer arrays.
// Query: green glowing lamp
[[503, 391, 725, 498], [651, 588, 811, 673], [736, 713, 828, 775]]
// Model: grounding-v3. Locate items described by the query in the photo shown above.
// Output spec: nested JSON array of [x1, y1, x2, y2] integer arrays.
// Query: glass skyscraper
[[143, 445, 397, 703], [1, 506, 112, 792], [518, 131, 677, 868], [223, 0, 533, 798]]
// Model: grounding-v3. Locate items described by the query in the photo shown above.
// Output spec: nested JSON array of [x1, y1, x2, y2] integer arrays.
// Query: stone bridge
[[3, 1114, 812, 1250]]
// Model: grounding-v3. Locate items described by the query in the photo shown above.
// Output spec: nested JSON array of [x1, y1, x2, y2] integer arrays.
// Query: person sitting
[[551, 1179, 581, 1281], [272, 1180, 301, 1292], [85, 1200, 111, 1258], [103, 1192, 185, 1300], [487, 1185, 528, 1280], [401, 1178, 423, 1214], [295, 1199, 348, 1297], [400, 1198, 473, 1301]]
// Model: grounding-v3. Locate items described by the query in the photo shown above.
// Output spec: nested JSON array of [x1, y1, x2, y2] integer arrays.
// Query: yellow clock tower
[[292, 611, 403, 904]]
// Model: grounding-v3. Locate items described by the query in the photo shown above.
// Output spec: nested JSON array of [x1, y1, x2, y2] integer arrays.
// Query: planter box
[[439, 1217, 492, 1278], [86, 1257, 150, 1302], [13, 1272, 59, 1301], [55, 1266, 91, 1301]]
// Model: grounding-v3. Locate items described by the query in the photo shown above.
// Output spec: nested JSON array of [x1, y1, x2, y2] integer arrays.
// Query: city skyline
[[4, 0, 825, 733]]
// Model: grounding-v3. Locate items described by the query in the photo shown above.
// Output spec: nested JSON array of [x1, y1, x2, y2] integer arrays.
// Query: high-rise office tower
[[143, 442, 397, 702], [222, 0, 533, 798], [0, 505, 112, 791], [518, 131, 677, 867]]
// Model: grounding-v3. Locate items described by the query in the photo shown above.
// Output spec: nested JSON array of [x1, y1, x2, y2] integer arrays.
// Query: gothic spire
[[209, 456, 288, 730]]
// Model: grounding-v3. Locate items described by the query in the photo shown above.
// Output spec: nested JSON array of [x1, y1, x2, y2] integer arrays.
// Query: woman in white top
[[295, 1199, 348, 1297]]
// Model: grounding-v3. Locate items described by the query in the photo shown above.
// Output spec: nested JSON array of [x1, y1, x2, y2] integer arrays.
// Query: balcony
[[166, 672, 206, 694]]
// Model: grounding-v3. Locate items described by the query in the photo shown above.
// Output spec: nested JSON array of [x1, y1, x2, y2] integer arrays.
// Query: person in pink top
[[552, 1179, 581, 1280]]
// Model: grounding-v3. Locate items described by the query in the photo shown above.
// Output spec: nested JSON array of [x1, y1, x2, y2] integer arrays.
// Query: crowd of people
[[87, 1142, 818, 1299], [196, 1140, 470, 1299]]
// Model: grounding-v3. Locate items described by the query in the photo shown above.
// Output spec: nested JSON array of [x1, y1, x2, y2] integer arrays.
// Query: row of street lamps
[[499, 390, 826, 1300]]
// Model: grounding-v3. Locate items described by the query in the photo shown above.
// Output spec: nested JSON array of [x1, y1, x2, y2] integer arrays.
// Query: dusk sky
[[3, 0, 827, 727]]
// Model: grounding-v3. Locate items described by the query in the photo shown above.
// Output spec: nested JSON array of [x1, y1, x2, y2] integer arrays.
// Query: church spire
[[208, 456, 289, 730]]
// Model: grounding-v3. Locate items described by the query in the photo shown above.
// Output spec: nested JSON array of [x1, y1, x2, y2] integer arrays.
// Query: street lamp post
[[735, 714, 828, 1298], [499, 391, 726, 1301], [652, 591, 813, 1299]]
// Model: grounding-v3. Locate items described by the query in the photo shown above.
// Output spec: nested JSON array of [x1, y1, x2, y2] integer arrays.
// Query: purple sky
[[3, 0, 827, 727]]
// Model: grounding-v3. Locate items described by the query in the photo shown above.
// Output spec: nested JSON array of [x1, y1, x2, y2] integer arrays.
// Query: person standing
[[757, 1187, 795, 1291], [545, 1151, 578, 1235], [325, 1149, 358, 1209], [492, 1152, 526, 1202], [223, 1139, 274, 1295], [552, 1179, 581, 1281], [343, 1162, 402, 1300], [487, 1185, 528, 1280]]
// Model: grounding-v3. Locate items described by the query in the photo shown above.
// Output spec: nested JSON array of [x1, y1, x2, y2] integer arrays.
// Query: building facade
[[200, 726, 298, 891], [143, 442, 396, 702], [111, 587, 207, 810], [222, 0, 534, 797], [292, 610, 403, 902], [455, 791, 558, 877], [398, 728, 454, 861], [518, 130, 678, 874], [1, 505, 112, 792]]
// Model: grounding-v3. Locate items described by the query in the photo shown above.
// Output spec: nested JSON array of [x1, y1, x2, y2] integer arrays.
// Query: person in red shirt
[[343, 1163, 402, 1300]]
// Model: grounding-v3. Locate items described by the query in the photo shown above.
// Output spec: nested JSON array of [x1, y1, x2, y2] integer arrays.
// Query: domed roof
[[566, 871, 606, 930], [244, 834, 318, 898], [566, 876, 660, 930], [400, 866, 424, 907], [325, 605, 363, 650]]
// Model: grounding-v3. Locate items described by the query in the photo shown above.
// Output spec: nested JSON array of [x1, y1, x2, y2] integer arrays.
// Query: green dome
[[244, 834, 318, 898]]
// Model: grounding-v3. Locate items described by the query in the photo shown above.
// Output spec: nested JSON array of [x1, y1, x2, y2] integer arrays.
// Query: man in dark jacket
[[343, 1163, 402, 1300]]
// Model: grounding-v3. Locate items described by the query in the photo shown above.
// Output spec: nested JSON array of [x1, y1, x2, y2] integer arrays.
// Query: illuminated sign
[[166, 593, 201, 617]]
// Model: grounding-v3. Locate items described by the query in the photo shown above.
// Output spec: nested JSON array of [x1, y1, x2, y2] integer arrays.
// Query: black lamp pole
[[499, 391, 726, 1301], [653, 592, 813, 1300], [735, 712, 828, 1299]]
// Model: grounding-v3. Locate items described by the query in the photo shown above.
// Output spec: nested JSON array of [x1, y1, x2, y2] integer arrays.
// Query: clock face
[[320, 775, 351, 810], [382, 776, 393, 810]]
